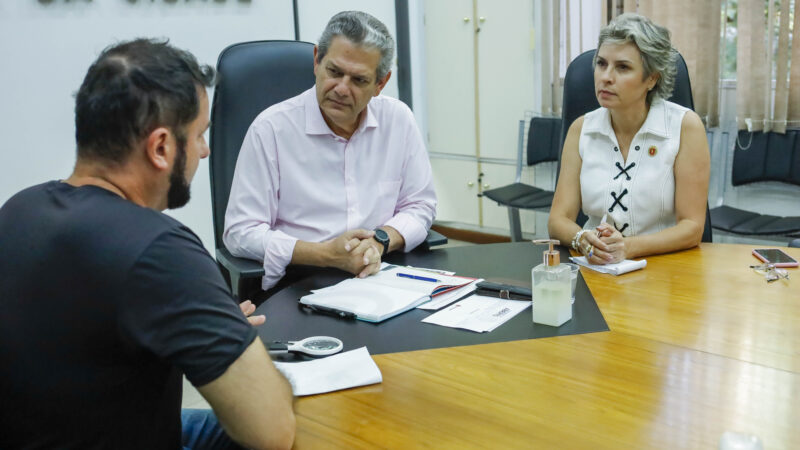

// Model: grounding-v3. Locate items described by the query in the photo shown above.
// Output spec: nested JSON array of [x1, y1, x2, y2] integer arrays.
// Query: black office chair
[[482, 117, 562, 241], [559, 49, 713, 243], [209, 40, 315, 299], [210, 40, 446, 299], [709, 130, 800, 237]]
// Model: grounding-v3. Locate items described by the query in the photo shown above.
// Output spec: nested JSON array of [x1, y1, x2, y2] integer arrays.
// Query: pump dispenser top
[[533, 239, 561, 267]]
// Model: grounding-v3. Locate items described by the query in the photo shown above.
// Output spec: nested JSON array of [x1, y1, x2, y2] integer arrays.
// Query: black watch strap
[[373, 228, 390, 256]]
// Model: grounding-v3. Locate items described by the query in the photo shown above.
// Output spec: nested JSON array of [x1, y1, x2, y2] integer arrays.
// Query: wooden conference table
[[262, 242, 799, 448]]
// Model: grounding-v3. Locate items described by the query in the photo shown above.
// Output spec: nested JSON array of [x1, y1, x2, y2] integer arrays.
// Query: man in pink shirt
[[224, 11, 437, 291]]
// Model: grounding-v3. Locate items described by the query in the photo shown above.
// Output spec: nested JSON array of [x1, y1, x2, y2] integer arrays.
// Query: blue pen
[[397, 272, 440, 283]]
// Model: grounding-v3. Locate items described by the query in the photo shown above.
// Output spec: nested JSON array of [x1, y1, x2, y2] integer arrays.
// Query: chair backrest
[[527, 117, 562, 166], [209, 40, 316, 250], [558, 49, 711, 242], [731, 130, 800, 187]]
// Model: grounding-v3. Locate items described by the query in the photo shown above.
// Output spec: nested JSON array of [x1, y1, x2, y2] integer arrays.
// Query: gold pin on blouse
[[648, 145, 657, 157]]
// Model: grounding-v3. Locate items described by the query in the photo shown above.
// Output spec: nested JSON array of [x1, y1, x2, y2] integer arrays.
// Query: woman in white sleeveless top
[[549, 13, 709, 265]]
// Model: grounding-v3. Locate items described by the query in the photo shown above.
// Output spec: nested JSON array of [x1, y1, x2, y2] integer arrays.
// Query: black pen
[[302, 303, 357, 320]]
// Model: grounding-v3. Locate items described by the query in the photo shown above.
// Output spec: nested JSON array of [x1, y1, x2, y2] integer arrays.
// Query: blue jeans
[[181, 409, 242, 450]]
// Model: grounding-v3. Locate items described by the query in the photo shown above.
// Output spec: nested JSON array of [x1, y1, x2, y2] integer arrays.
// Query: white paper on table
[[367, 265, 472, 292], [417, 278, 483, 311], [302, 264, 473, 322], [309, 263, 467, 297], [569, 256, 647, 275], [273, 347, 382, 396], [404, 265, 456, 276], [422, 295, 530, 333]]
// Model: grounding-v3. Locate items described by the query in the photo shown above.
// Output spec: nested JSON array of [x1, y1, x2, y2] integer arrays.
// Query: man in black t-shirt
[[0, 39, 295, 449]]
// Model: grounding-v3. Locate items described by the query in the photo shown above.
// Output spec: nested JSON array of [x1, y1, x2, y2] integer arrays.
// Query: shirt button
[[635, 145, 640, 151], [613, 146, 619, 152]]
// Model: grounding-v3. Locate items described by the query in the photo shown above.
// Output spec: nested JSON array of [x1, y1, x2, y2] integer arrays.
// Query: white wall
[[407, 0, 428, 137], [0, 0, 295, 253]]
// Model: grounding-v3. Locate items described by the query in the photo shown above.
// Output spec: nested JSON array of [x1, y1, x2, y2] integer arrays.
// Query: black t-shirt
[[0, 182, 257, 449]]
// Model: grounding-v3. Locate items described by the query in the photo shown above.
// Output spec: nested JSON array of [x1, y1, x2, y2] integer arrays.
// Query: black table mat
[[254, 242, 608, 356]]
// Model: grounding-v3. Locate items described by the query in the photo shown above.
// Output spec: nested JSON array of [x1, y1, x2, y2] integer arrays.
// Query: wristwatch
[[373, 228, 390, 256]]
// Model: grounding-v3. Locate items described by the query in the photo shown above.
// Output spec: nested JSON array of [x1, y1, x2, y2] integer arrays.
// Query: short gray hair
[[317, 11, 395, 81], [596, 13, 677, 104]]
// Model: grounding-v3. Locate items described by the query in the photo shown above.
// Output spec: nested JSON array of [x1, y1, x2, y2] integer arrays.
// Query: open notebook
[[299, 264, 475, 323]]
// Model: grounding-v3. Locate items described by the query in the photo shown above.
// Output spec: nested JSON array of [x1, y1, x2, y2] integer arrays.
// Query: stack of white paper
[[301, 278, 431, 322], [569, 256, 647, 275], [273, 347, 382, 396], [422, 295, 530, 333]]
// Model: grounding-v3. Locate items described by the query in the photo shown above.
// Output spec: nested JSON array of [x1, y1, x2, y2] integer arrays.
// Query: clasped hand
[[582, 223, 626, 265], [324, 229, 383, 278]]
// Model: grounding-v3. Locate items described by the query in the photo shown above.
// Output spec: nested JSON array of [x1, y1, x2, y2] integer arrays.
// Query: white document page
[[417, 278, 483, 311], [309, 264, 468, 296], [422, 295, 530, 333], [304, 265, 475, 321], [569, 256, 647, 275], [366, 265, 473, 293], [404, 265, 455, 276], [273, 347, 382, 396], [301, 279, 428, 322]]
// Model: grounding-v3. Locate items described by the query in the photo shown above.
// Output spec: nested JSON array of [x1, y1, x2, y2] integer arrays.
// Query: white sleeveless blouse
[[579, 99, 688, 236]]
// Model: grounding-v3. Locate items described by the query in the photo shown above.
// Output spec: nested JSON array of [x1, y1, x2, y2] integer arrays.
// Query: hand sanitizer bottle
[[531, 239, 572, 327]]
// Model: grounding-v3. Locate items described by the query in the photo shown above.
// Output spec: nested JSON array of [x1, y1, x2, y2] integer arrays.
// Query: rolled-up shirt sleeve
[[384, 112, 437, 252], [223, 121, 297, 289]]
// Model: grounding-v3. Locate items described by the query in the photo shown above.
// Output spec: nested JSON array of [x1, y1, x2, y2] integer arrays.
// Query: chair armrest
[[216, 247, 265, 279]]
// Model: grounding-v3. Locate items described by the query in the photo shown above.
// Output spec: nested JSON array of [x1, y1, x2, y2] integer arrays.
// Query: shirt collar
[[638, 98, 669, 138], [303, 87, 379, 137], [583, 98, 670, 140]]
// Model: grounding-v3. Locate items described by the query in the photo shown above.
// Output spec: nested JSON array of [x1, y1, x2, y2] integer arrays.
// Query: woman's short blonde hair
[[596, 13, 678, 104]]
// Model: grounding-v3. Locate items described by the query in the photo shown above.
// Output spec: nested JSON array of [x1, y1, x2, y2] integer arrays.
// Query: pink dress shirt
[[223, 88, 437, 289]]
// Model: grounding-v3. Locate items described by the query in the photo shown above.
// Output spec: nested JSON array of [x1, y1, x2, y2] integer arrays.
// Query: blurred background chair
[[209, 40, 445, 299], [482, 116, 562, 242], [559, 49, 713, 243], [710, 130, 800, 237]]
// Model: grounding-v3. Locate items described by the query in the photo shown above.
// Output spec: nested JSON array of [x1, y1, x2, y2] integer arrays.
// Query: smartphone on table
[[752, 248, 799, 268]]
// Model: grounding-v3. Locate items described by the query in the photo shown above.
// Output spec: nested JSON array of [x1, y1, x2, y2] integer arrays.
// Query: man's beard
[[166, 141, 191, 209]]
